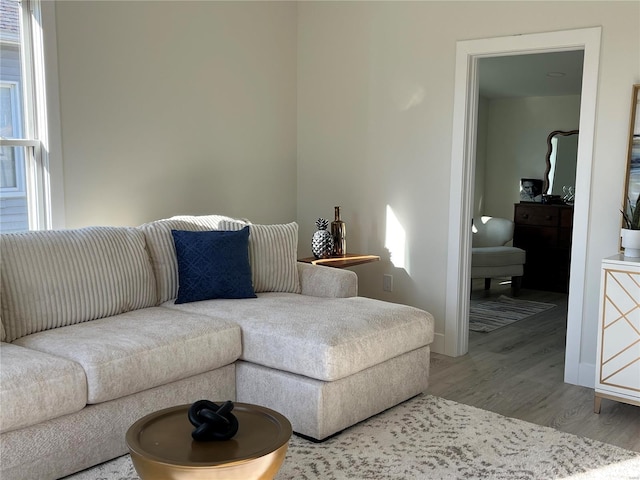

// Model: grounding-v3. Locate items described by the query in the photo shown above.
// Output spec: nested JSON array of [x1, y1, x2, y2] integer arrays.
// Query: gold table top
[[126, 402, 291, 468]]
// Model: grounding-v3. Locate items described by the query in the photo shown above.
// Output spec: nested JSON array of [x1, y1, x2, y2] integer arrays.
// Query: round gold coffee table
[[126, 402, 292, 480]]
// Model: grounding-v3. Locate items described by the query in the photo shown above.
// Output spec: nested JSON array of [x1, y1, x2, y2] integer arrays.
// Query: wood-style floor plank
[[428, 279, 640, 453]]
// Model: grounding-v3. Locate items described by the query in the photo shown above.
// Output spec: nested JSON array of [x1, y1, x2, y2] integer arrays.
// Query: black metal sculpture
[[187, 400, 239, 441]]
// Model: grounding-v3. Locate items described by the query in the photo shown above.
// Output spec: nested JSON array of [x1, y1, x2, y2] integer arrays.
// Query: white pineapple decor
[[312, 218, 334, 259]]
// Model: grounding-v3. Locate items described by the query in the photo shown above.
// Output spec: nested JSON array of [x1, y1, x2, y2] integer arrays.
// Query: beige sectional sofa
[[0, 215, 434, 480]]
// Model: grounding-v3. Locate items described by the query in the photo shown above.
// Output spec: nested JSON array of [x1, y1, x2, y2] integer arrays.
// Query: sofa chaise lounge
[[0, 214, 434, 480]]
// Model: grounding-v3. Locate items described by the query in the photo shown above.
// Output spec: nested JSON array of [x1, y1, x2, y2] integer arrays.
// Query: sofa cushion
[[13, 307, 241, 404], [0, 227, 157, 342], [172, 228, 256, 303], [0, 343, 87, 433], [219, 221, 301, 294], [166, 293, 434, 382], [471, 246, 526, 267], [139, 215, 239, 304]]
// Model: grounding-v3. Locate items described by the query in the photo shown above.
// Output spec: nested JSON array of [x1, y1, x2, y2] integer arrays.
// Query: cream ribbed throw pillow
[[138, 215, 239, 304], [0, 227, 157, 342], [219, 221, 301, 294]]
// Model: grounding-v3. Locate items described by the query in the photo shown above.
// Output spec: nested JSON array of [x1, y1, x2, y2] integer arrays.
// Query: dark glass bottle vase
[[331, 206, 346, 257]]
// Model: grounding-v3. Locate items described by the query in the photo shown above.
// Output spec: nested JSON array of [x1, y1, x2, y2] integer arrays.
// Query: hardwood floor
[[428, 278, 640, 453]]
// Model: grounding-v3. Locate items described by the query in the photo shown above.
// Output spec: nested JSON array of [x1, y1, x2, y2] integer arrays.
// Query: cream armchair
[[471, 216, 526, 295]]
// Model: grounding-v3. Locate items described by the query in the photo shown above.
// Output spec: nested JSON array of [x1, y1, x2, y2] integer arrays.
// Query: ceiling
[[478, 50, 585, 99]]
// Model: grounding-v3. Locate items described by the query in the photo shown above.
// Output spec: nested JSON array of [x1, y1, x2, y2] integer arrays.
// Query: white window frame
[[0, 81, 27, 195], [0, 0, 62, 231]]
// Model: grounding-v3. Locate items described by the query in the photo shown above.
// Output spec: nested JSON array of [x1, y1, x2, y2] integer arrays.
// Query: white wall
[[483, 95, 581, 220], [474, 97, 489, 219], [55, 1, 298, 227], [50, 1, 640, 384], [296, 1, 639, 378]]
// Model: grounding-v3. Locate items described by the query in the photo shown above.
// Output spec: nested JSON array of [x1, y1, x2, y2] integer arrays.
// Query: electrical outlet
[[383, 274, 393, 292]]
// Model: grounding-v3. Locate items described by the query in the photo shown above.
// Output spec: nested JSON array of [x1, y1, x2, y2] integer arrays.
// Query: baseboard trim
[[431, 332, 445, 355], [577, 362, 596, 389]]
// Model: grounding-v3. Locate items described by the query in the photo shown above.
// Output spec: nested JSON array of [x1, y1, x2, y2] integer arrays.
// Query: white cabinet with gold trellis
[[594, 255, 640, 413]]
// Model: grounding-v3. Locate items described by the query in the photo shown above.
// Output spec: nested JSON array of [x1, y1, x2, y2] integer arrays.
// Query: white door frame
[[445, 27, 601, 385]]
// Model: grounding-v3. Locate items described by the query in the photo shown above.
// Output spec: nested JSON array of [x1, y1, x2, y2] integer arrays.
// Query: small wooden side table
[[298, 253, 380, 269], [126, 402, 292, 480]]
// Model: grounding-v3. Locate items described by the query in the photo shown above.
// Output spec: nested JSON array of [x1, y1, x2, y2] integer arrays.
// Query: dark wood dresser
[[513, 203, 574, 293]]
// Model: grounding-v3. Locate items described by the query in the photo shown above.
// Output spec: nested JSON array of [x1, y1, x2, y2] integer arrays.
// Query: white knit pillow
[[219, 221, 301, 294]]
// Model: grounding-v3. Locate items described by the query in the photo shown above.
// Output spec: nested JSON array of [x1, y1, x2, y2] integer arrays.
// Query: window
[[0, 0, 50, 232], [1, 82, 25, 192]]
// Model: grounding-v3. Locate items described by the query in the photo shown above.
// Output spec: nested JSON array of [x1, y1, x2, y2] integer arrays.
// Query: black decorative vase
[[331, 206, 346, 257]]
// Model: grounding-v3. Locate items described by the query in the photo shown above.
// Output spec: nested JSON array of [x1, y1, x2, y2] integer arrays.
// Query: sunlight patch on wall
[[385, 205, 407, 271], [393, 81, 425, 112], [401, 85, 425, 111]]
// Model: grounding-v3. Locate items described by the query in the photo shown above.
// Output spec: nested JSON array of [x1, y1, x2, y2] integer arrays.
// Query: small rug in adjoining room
[[469, 294, 556, 333], [64, 394, 640, 480]]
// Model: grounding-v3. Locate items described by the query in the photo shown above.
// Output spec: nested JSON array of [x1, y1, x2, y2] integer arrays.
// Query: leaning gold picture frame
[[623, 84, 640, 228]]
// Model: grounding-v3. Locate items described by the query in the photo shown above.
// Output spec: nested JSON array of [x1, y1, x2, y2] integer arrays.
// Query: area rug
[[469, 295, 556, 333], [65, 394, 639, 480]]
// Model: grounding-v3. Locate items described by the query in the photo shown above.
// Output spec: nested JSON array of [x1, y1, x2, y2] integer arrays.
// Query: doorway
[[444, 27, 602, 386]]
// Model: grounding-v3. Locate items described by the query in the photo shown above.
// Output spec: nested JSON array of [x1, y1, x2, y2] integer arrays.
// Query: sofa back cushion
[[139, 215, 239, 304], [219, 220, 301, 294], [472, 216, 515, 248], [0, 227, 157, 342]]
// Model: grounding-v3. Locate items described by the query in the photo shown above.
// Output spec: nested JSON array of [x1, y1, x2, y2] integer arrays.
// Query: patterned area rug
[[469, 295, 556, 333], [65, 394, 639, 480]]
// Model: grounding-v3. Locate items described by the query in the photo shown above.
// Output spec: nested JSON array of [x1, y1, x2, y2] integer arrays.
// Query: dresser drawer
[[514, 204, 559, 227], [560, 207, 574, 228], [514, 225, 558, 247]]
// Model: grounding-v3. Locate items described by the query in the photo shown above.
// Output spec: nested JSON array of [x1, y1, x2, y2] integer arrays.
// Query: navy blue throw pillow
[[171, 227, 256, 304]]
